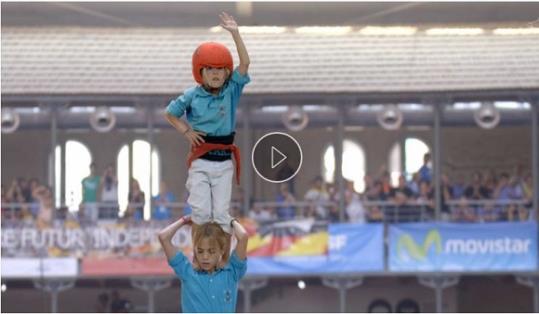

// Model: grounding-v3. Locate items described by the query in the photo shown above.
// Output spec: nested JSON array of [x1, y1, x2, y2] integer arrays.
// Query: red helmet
[[192, 42, 233, 84]]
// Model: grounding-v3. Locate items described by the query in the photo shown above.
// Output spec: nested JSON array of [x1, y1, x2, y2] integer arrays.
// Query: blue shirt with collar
[[168, 250, 247, 313], [166, 69, 251, 136]]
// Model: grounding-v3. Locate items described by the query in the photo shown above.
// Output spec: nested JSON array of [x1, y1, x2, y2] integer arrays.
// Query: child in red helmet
[[165, 12, 250, 240]]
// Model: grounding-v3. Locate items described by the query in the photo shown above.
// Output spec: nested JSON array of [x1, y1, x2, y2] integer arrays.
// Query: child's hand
[[184, 129, 206, 147], [219, 12, 238, 33], [180, 215, 192, 225]]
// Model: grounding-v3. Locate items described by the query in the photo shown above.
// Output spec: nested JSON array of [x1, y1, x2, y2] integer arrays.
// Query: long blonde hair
[[191, 222, 231, 269]]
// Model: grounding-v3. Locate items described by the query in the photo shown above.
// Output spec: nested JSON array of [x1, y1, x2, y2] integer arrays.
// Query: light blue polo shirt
[[166, 69, 251, 136], [168, 250, 247, 313]]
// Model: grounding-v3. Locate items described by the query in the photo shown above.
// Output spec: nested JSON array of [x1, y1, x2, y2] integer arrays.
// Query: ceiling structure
[[3, 2, 539, 28], [1, 2, 538, 130]]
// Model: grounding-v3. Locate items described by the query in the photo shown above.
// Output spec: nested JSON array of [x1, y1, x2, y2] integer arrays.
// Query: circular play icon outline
[[251, 132, 303, 183]]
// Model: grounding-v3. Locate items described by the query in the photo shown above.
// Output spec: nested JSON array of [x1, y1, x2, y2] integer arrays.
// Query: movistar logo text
[[397, 229, 442, 261]]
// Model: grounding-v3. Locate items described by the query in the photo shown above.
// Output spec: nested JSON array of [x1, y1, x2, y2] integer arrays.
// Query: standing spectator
[[418, 152, 432, 183], [276, 183, 296, 220], [35, 185, 54, 229], [81, 162, 100, 222], [326, 183, 340, 222], [363, 174, 379, 200], [152, 181, 176, 220], [100, 164, 119, 219], [304, 176, 329, 219], [127, 178, 145, 221], [345, 180, 365, 223], [6, 179, 25, 220]]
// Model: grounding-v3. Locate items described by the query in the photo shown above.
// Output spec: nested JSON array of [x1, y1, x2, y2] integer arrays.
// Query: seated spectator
[[451, 197, 476, 222], [152, 181, 176, 220], [478, 203, 501, 222], [451, 174, 467, 200], [367, 205, 384, 223], [389, 175, 415, 222], [249, 204, 274, 223], [407, 172, 421, 197], [441, 174, 454, 220], [521, 173, 533, 203], [416, 180, 434, 218], [28, 178, 41, 217], [508, 176, 524, 200], [276, 183, 296, 220], [464, 172, 490, 200], [304, 176, 329, 219], [380, 171, 392, 200], [493, 172, 512, 201]]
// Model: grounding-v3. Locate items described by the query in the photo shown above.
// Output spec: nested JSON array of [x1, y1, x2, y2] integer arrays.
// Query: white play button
[[252, 132, 303, 183], [271, 146, 287, 169]]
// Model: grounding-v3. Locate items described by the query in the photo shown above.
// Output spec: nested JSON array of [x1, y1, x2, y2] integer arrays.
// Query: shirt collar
[[195, 82, 229, 97]]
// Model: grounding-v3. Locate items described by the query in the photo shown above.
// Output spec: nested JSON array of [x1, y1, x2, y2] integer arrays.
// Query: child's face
[[195, 237, 223, 272], [202, 67, 227, 88]]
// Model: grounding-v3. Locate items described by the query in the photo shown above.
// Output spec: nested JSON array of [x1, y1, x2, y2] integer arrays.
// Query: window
[[63, 140, 92, 212], [117, 140, 160, 219], [322, 140, 366, 193], [389, 142, 401, 186], [404, 138, 429, 179]]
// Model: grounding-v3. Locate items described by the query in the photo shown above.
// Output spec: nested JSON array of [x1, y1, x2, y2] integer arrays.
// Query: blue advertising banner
[[389, 222, 538, 272], [247, 222, 384, 275]]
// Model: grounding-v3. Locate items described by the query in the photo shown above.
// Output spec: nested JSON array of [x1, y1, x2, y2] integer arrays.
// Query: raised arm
[[158, 215, 192, 261], [231, 219, 248, 260], [219, 12, 250, 75]]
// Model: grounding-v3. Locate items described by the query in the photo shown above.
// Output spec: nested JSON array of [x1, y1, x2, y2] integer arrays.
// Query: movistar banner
[[389, 222, 538, 272], [247, 222, 384, 274]]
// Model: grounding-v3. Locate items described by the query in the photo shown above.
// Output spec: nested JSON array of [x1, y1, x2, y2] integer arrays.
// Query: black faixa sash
[[198, 132, 235, 161]]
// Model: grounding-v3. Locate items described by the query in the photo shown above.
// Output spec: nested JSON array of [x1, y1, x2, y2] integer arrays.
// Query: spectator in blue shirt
[[158, 216, 248, 313], [418, 152, 432, 183]]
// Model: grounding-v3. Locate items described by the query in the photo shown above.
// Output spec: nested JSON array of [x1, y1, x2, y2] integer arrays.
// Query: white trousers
[[186, 159, 234, 234]]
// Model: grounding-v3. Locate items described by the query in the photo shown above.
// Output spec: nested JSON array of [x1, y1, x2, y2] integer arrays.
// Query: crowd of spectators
[[2, 155, 536, 226]]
